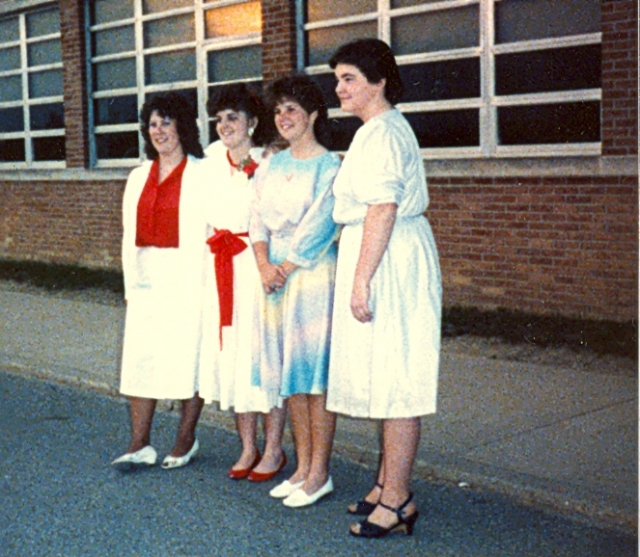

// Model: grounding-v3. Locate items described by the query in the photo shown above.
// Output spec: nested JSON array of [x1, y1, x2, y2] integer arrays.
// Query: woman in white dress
[[250, 76, 341, 507], [200, 83, 288, 481], [326, 40, 442, 537], [112, 92, 212, 470]]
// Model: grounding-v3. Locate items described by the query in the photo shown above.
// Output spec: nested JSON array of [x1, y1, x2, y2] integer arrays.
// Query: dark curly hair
[[329, 39, 404, 106], [207, 83, 274, 146], [140, 92, 204, 160], [265, 75, 331, 149]]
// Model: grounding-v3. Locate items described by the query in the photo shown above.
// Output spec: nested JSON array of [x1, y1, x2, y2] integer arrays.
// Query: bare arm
[[252, 241, 287, 294], [351, 203, 397, 323]]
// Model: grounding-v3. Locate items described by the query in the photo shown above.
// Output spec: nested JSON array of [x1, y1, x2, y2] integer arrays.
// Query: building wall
[[0, 0, 637, 323]]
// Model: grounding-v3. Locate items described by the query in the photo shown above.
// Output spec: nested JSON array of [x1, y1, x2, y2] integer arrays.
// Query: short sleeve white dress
[[326, 109, 442, 419]]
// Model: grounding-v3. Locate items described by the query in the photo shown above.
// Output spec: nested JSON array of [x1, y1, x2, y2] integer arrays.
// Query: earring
[[248, 127, 255, 137]]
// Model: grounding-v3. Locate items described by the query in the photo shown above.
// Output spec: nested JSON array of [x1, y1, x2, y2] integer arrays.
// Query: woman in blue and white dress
[[327, 39, 442, 538], [250, 76, 341, 507]]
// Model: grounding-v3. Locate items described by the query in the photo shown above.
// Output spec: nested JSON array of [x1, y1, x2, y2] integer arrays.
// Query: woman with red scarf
[[112, 93, 212, 470], [198, 84, 288, 482]]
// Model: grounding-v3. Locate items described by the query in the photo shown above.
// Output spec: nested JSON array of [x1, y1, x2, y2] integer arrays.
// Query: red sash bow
[[206, 229, 249, 346]]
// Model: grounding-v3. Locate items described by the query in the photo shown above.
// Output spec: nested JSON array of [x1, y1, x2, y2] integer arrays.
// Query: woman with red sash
[[112, 93, 212, 470], [199, 84, 288, 482]]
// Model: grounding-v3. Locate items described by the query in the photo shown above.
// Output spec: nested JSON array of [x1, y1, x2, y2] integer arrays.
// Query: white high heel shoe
[[161, 439, 199, 470], [111, 445, 157, 467], [269, 479, 305, 498]]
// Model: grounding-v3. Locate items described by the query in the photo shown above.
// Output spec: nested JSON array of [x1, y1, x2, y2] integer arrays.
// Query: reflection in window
[[94, 96, 139, 126], [0, 107, 24, 133], [407, 110, 479, 148], [96, 132, 140, 159], [33, 137, 66, 161], [0, 139, 25, 162], [30, 104, 64, 130], [144, 15, 194, 48], [399, 59, 480, 103], [205, 2, 261, 38], [307, 21, 377, 66], [29, 70, 64, 98], [145, 50, 196, 84], [307, 0, 375, 22], [208, 46, 261, 82]]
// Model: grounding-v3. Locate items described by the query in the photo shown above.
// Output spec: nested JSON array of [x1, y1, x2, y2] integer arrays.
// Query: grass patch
[[443, 306, 637, 359], [0, 259, 123, 294]]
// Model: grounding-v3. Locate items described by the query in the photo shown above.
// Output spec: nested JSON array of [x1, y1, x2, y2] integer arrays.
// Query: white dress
[[198, 141, 272, 413], [119, 155, 215, 400], [326, 109, 442, 419]]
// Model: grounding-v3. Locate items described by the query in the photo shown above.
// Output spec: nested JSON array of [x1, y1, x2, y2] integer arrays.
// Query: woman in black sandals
[[326, 39, 442, 538]]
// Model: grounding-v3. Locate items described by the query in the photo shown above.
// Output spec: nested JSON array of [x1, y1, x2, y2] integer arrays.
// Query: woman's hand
[[350, 279, 373, 323], [258, 261, 287, 294]]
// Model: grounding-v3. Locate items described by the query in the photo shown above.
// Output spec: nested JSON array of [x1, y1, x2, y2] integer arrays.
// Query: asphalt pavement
[[0, 289, 637, 555]]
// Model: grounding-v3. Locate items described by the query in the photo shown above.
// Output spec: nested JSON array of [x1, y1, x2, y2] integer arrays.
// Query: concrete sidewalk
[[0, 289, 636, 533]]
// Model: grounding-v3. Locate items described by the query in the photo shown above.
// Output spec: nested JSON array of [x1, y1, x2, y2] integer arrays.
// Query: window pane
[[91, 0, 133, 25], [93, 26, 135, 56], [0, 46, 20, 71], [94, 58, 137, 90], [496, 45, 601, 96], [145, 50, 195, 84], [307, 0, 376, 22], [95, 95, 139, 125], [28, 39, 62, 66], [96, 132, 140, 159], [307, 21, 377, 66], [0, 107, 24, 132], [0, 17, 19, 43], [205, 2, 261, 38], [207, 46, 261, 82], [498, 102, 600, 145], [399, 58, 480, 103], [27, 9, 60, 37], [29, 69, 63, 98], [392, 5, 479, 55], [311, 73, 340, 109], [144, 14, 194, 48], [30, 103, 64, 130], [143, 0, 193, 14], [328, 117, 363, 151], [32, 136, 65, 161], [407, 110, 479, 148], [0, 139, 25, 162], [496, 0, 600, 43], [0, 75, 22, 101]]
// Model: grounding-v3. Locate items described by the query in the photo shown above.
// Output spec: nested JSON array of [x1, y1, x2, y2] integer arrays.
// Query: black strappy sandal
[[347, 482, 383, 516], [349, 492, 419, 538]]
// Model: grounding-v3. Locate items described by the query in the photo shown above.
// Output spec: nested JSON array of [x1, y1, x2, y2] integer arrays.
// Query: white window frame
[[300, 0, 602, 158], [87, 0, 262, 168], [0, 1, 65, 169]]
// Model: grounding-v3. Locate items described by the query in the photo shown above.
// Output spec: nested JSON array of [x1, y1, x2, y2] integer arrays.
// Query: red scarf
[[135, 157, 187, 248]]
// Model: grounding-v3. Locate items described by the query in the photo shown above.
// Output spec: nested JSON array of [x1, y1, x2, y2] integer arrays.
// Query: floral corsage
[[227, 150, 259, 179]]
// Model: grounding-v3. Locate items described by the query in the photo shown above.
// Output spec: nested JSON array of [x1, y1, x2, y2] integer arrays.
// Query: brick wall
[[428, 176, 638, 321], [0, 180, 124, 269], [60, 0, 89, 169], [261, 0, 297, 83], [601, 0, 638, 155]]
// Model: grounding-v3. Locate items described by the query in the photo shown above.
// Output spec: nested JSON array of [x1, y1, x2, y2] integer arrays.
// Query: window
[[302, 0, 601, 158], [0, 7, 64, 168], [88, 0, 262, 166]]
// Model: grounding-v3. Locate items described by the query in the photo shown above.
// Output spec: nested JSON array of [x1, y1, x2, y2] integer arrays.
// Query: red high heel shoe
[[227, 451, 261, 480]]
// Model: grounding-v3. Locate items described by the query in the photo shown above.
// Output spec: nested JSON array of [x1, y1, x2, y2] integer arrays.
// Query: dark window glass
[[0, 107, 24, 132], [207, 46, 261, 83], [91, 0, 133, 25], [496, 45, 601, 96], [30, 103, 64, 130], [28, 39, 61, 66], [399, 58, 480, 103], [29, 69, 63, 98], [0, 47, 20, 72], [145, 50, 195, 84], [328, 117, 363, 151], [310, 74, 340, 110], [94, 58, 137, 90], [94, 96, 139, 126], [96, 132, 140, 159], [406, 110, 479, 148], [93, 26, 135, 56], [498, 102, 600, 145], [32, 136, 65, 160], [27, 9, 59, 37], [496, 0, 600, 43], [0, 139, 25, 161]]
